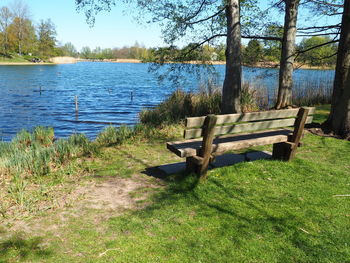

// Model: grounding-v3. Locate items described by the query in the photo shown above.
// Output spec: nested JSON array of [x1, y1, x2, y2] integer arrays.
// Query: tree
[[298, 36, 337, 66], [60, 42, 78, 57], [37, 19, 57, 57], [0, 6, 13, 54], [76, 0, 245, 113], [222, 0, 242, 113], [10, 0, 30, 55], [243, 39, 263, 65], [80, 46, 92, 59], [263, 23, 283, 61], [275, 0, 300, 109], [8, 16, 36, 54], [325, 0, 350, 138]]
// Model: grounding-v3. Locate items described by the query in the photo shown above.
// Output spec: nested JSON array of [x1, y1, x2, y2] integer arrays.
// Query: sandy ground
[[49, 56, 77, 64], [0, 56, 77, 65]]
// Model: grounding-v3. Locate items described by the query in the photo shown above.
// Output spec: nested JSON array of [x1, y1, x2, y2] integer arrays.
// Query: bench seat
[[167, 128, 293, 158], [166, 107, 315, 178]]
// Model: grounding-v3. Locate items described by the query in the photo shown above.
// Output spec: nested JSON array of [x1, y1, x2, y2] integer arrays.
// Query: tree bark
[[221, 0, 242, 114], [325, 0, 350, 138], [275, 0, 300, 109]]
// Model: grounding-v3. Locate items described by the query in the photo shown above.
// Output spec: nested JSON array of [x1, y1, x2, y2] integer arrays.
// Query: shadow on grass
[[108, 153, 345, 261], [0, 233, 53, 262]]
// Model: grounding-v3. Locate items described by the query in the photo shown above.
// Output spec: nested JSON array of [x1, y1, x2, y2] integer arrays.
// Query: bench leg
[[186, 157, 200, 174], [272, 142, 296, 161], [186, 156, 213, 178]]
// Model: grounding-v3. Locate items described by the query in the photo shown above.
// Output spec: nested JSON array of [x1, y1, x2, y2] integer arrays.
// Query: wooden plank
[[284, 107, 310, 161], [167, 129, 292, 158], [290, 107, 309, 144], [185, 107, 315, 128], [184, 116, 313, 139], [198, 115, 217, 177]]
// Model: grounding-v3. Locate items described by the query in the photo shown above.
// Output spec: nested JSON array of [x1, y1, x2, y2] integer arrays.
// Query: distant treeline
[[77, 37, 337, 67], [0, 1, 337, 66]]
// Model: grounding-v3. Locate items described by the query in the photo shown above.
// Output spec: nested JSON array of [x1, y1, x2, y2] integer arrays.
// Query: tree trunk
[[275, 0, 300, 109], [325, 0, 350, 138], [221, 0, 242, 114]]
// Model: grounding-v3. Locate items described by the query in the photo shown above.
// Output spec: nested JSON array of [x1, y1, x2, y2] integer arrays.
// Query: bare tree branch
[[297, 32, 340, 37], [183, 7, 225, 25], [307, 0, 344, 8]]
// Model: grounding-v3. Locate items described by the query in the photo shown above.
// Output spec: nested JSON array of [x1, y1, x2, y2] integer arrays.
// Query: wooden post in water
[[130, 91, 134, 102], [75, 96, 78, 113], [39, 86, 42, 95]]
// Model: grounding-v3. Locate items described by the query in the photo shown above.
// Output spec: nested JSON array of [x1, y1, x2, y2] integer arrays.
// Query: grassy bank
[[140, 87, 331, 126], [0, 54, 54, 65], [1, 105, 349, 262]]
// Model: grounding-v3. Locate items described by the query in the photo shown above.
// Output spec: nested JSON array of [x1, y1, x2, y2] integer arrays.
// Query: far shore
[[0, 57, 334, 70], [77, 58, 335, 70]]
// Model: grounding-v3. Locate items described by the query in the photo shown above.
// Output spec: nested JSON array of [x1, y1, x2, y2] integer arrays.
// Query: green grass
[[0, 105, 349, 262], [312, 104, 331, 124], [0, 56, 28, 63]]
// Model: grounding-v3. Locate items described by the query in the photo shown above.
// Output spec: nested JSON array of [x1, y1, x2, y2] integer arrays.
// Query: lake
[[0, 62, 334, 141]]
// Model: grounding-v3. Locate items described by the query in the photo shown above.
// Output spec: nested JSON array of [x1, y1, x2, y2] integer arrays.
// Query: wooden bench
[[167, 107, 315, 178]]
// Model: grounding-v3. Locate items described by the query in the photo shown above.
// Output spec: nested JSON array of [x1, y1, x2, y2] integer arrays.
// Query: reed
[[292, 80, 333, 106], [139, 81, 268, 126]]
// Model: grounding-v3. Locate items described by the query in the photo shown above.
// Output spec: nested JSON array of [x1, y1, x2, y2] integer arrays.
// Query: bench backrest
[[184, 107, 315, 139]]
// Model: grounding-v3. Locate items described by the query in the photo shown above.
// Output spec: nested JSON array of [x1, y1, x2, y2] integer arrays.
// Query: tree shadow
[[0, 233, 52, 262]]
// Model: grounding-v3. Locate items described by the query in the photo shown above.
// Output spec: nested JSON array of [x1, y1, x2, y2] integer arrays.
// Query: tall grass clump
[[96, 125, 134, 146], [68, 133, 98, 156], [0, 127, 99, 178], [33, 126, 54, 146], [140, 82, 269, 126], [139, 89, 222, 126]]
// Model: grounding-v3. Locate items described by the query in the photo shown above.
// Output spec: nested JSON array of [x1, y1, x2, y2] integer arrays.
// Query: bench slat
[[168, 129, 292, 158], [184, 116, 313, 139], [185, 107, 315, 128]]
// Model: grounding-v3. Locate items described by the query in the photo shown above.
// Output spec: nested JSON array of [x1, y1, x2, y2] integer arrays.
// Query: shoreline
[[0, 56, 77, 66], [78, 59, 335, 70], [0, 58, 334, 70], [0, 62, 56, 65]]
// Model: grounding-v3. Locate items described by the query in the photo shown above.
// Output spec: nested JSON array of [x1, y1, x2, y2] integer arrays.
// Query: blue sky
[[1, 0, 342, 51], [3, 0, 164, 50]]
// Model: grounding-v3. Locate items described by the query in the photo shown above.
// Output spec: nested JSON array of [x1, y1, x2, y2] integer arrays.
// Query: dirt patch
[[308, 126, 350, 141], [1, 174, 162, 236], [74, 175, 159, 211]]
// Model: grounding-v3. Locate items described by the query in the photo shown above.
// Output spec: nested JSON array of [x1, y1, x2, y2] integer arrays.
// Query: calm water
[[0, 62, 334, 141]]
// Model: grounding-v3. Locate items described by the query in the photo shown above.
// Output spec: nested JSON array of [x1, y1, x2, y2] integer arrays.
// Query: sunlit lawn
[[1, 105, 349, 263]]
